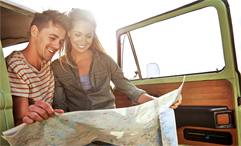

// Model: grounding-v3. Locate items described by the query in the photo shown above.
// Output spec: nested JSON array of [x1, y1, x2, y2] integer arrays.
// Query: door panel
[[114, 79, 238, 145], [115, 80, 234, 109]]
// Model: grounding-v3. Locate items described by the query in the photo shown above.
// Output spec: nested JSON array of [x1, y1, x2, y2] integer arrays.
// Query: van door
[[0, 1, 34, 145], [114, 0, 241, 145]]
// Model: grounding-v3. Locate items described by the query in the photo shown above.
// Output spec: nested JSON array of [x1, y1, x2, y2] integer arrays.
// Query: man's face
[[34, 21, 66, 61]]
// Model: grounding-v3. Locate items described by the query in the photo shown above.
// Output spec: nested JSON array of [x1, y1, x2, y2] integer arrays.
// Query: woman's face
[[68, 20, 94, 54]]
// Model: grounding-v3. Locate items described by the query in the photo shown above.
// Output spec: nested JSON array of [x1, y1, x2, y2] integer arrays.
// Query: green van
[[114, 0, 241, 145], [1, 0, 240, 145], [0, 0, 35, 145]]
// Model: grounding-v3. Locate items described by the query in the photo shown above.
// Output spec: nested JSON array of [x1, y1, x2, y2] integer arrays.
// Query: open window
[[115, 0, 241, 145], [120, 6, 225, 80]]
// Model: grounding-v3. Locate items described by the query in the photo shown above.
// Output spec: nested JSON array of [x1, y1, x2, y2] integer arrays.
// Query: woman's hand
[[170, 95, 182, 109]]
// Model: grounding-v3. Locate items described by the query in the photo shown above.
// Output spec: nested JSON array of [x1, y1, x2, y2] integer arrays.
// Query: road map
[[2, 77, 185, 146]]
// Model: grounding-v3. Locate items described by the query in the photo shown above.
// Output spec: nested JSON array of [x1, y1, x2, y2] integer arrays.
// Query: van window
[[3, 42, 59, 61], [3, 42, 28, 58], [121, 35, 139, 79], [122, 6, 225, 79]]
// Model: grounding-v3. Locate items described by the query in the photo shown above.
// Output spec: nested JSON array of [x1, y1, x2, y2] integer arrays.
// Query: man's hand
[[23, 100, 64, 124], [170, 95, 182, 109]]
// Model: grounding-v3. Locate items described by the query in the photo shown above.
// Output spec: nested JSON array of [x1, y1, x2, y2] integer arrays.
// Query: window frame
[[116, 0, 238, 81]]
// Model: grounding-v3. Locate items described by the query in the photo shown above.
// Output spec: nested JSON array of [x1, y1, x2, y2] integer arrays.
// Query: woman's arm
[[108, 56, 182, 108], [109, 57, 145, 105], [137, 93, 182, 109], [52, 82, 68, 112], [137, 93, 156, 104], [52, 73, 68, 112]]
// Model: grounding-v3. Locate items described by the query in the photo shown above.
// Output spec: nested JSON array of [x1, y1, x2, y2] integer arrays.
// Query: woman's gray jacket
[[51, 51, 145, 112]]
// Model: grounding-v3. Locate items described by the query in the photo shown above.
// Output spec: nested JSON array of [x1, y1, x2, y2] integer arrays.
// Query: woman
[[51, 8, 181, 146], [51, 8, 181, 112]]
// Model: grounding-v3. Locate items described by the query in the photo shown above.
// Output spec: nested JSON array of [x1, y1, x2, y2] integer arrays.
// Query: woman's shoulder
[[51, 56, 69, 71], [51, 58, 60, 64], [51, 56, 68, 65], [51, 58, 61, 69], [95, 52, 115, 63]]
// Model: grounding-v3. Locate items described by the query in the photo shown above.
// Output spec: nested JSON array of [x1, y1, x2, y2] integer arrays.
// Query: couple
[[6, 7, 181, 138]]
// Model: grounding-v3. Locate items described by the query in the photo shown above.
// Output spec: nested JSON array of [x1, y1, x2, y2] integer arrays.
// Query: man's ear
[[68, 31, 70, 37], [30, 25, 39, 37]]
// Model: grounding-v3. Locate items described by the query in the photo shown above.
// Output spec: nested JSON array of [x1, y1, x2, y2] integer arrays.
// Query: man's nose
[[53, 41, 61, 50]]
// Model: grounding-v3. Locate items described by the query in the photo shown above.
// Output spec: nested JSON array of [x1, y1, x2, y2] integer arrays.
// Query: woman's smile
[[78, 45, 86, 49]]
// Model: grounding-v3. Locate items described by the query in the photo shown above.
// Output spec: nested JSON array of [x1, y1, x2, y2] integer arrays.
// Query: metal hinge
[[238, 97, 241, 106]]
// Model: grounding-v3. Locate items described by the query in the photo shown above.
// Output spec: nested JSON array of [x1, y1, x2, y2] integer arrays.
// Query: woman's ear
[[68, 31, 71, 37], [30, 25, 38, 37]]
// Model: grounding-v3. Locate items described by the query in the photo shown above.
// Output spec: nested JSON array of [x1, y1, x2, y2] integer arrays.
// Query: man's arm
[[12, 96, 64, 126], [12, 96, 29, 126]]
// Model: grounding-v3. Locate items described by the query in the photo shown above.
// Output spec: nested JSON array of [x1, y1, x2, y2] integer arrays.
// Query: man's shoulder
[[6, 51, 23, 61], [6, 51, 30, 78], [6, 51, 26, 66]]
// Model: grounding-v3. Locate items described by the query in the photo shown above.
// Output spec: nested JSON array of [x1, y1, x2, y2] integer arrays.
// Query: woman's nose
[[80, 37, 86, 45]]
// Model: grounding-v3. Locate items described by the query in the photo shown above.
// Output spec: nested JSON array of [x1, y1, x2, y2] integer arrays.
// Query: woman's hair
[[59, 8, 107, 68]]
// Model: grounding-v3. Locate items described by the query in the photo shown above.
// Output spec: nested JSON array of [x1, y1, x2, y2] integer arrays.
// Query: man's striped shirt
[[6, 51, 54, 105]]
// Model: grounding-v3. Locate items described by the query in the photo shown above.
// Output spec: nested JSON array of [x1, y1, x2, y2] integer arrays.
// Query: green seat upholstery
[[0, 42, 14, 145]]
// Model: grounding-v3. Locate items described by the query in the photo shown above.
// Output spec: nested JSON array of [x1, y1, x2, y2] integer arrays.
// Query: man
[[6, 10, 69, 126]]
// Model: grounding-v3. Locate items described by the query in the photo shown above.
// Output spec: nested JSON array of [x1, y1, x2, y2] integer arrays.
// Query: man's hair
[[31, 10, 69, 32]]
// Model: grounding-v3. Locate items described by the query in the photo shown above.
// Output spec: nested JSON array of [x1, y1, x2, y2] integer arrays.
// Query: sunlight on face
[[68, 20, 94, 54], [35, 22, 66, 61]]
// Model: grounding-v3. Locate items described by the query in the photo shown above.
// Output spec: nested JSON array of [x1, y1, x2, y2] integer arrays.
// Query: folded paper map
[[2, 77, 185, 146]]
